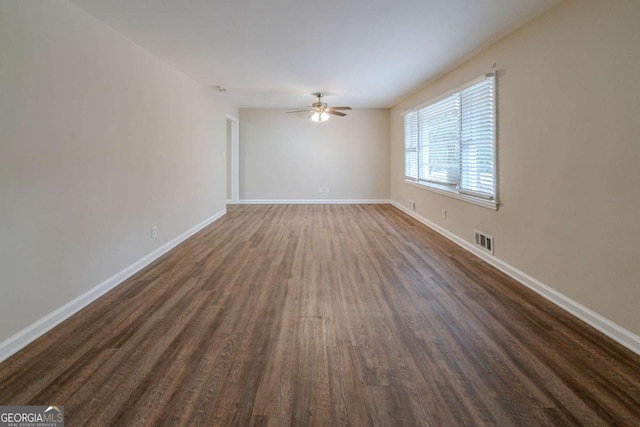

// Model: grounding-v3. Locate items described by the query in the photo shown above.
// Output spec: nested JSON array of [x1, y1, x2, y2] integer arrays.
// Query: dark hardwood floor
[[1, 204, 639, 426]]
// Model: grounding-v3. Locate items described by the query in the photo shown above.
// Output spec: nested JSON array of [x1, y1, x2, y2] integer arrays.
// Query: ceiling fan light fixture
[[311, 111, 330, 123], [287, 93, 349, 121]]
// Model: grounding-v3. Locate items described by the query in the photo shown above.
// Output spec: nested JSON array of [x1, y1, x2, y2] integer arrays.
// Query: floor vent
[[474, 230, 494, 254]]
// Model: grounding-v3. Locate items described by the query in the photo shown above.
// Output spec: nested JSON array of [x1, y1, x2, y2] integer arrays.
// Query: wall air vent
[[474, 230, 494, 254]]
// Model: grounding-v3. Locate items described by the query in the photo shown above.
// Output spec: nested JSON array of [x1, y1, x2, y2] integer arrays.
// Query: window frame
[[403, 73, 498, 210]]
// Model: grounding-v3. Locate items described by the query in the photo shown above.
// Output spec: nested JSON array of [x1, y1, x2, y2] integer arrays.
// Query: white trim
[[240, 199, 390, 205], [390, 200, 640, 356], [0, 209, 227, 363], [405, 180, 498, 210]]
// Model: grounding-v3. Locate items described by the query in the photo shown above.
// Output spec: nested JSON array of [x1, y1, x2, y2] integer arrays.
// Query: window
[[404, 73, 497, 209]]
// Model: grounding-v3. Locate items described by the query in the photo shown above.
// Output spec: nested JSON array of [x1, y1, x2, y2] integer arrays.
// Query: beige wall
[[239, 109, 390, 201], [0, 1, 236, 341], [391, 0, 640, 336]]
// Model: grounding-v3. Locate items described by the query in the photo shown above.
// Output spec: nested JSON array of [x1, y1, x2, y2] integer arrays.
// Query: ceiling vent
[[474, 230, 494, 255]]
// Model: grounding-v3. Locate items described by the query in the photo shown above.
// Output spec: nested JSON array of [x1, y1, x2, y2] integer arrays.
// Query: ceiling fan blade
[[328, 106, 352, 110], [286, 109, 313, 114], [327, 110, 347, 117]]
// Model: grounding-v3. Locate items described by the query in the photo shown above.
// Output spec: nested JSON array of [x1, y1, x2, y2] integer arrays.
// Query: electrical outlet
[[441, 209, 447, 219], [325, 187, 330, 193], [409, 200, 416, 211], [151, 225, 158, 239], [318, 187, 323, 193]]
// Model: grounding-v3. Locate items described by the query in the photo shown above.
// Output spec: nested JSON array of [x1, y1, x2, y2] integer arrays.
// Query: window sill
[[405, 180, 498, 210]]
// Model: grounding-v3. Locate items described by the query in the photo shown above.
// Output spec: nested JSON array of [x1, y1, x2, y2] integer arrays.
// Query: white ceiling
[[71, 0, 561, 109]]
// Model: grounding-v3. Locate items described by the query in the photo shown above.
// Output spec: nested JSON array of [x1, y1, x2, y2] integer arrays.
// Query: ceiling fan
[[286, 93, 352, 123]]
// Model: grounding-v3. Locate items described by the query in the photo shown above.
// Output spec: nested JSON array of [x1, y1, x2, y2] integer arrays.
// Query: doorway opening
[[226, 115, 239, 204]]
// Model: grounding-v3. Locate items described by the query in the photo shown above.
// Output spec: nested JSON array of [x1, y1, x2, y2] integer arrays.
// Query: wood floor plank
[[1, 204, 639, 426]]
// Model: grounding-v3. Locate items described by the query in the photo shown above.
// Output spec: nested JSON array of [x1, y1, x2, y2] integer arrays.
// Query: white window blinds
[[403, 73, 496, 205], [419, 95, 460, 186], [460, 76, 495, 197], [404, 111, 418, 180]]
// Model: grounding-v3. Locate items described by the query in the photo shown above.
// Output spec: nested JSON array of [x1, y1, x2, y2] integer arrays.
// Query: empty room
[[1, 0, 639, 425]]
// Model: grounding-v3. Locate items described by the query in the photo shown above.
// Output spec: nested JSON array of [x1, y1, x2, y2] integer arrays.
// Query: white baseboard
[[240, 199, 391, 205], [390, 201, 640, 356], [0, 208, 227, 363]]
